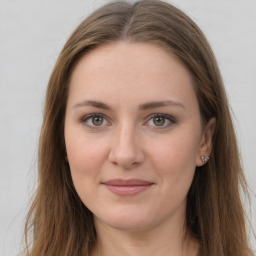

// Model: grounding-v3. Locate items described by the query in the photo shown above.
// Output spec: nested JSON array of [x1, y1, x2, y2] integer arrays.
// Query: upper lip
[[102, 179, 154, 186]]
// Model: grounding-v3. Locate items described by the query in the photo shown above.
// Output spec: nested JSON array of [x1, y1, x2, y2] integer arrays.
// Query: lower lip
[[104, 184, 153, 195]]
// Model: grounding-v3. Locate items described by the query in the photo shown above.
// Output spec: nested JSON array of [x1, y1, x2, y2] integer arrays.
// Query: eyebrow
[[139, 100, 185, 110], [73, 100, 111, 110], [72, 100, 185, 110]]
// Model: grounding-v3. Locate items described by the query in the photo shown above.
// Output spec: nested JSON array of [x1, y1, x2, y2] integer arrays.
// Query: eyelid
[[81, 113, 104, 122], [144, 113, 176, 129], [80, 112, 176, 130], [81, 113, 111, 129]]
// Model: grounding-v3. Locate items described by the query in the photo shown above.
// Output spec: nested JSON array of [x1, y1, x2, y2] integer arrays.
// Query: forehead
[[68, 42, 198, 112]]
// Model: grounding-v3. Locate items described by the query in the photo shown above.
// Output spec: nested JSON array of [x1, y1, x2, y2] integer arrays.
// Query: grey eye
[[92, 116, 104, 126], [82, 113, 109, 128], [153, 116, 166, 126], [146, 114, 175, 129]]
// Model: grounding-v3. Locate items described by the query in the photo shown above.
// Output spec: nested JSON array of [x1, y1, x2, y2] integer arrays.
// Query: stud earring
[[200, 155, 209, 163]]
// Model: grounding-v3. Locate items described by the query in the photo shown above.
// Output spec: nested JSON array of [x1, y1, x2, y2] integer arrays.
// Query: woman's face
[[65, 42, 214, 231]]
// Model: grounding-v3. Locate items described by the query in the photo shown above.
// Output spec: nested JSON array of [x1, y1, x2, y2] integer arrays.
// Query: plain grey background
[[0, 0, 255, 255]]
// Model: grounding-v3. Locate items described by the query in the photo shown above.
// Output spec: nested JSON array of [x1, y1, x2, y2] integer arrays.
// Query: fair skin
[[64, 42, 215, 256]]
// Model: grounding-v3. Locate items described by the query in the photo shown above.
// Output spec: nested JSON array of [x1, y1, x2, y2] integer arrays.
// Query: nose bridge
[[117, 120, 136, 147], [108, 119, 144, 168]]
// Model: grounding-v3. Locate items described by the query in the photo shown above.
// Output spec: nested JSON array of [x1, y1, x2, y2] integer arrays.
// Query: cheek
[[65, 129, 108, 182], [66, 135, 109, 206], [148, 131, 199, 192], [150, 145, 196, 215], [150, 131, 199, 170], [153, 145, 196, 186]]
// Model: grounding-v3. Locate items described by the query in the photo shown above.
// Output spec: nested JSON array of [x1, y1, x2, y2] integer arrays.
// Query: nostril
[[108, 134, 145, 169]]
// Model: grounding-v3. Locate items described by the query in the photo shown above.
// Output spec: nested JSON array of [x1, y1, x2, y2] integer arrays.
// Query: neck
[[91, 216, 199, 256]]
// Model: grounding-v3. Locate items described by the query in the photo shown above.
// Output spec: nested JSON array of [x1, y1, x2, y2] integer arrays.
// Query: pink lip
[[102, 179, 154, 196]]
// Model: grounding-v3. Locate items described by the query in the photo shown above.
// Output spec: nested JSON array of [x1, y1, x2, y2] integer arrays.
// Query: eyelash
[[80, 113, 176, 130], [146, 113, 176, 129], [81, 113, 108, 129]]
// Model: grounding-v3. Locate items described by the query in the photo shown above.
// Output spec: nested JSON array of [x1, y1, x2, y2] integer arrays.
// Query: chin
[[98, 217, 153, 232], [93, 206, 159, 231]]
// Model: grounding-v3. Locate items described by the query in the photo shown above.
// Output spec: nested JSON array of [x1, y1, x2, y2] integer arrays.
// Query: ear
[[196, 117, 216, 167]]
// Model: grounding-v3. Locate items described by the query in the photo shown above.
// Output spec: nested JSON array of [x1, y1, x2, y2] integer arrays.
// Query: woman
[[24, 0, 254, 255]]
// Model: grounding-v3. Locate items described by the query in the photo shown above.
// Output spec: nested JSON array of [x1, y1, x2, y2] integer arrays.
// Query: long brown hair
[[24, 1, 254, 255]]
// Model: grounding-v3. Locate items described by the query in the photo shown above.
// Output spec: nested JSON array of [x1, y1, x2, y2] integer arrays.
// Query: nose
[[108, 123, 145, 169]]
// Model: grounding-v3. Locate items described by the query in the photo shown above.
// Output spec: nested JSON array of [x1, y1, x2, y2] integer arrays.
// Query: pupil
[[154, 116, 165, 126], [93, 116, 103, 126]]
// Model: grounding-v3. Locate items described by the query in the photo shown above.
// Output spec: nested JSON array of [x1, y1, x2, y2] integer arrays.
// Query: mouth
[[101, 179, 154, 196]]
